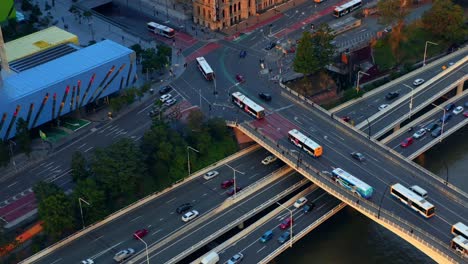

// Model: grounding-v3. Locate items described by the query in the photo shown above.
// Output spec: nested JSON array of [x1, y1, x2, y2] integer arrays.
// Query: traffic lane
[[36, 148, 281, 264], [145, 172, 306, 263], [219, 191, 340, 263]]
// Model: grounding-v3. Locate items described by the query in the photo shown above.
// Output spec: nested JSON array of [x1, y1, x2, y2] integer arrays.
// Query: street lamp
[[78, 197, 91, 229], [225, 164, 244, 198], [290, 149, 302, 168], [403, 84, 415, 119], [365, 117, 371, 139], [135, 234, 150, 264], [356, 71, 370, 93], [423, 41, 438, 66], [442, 160, 449, 185], [276, 202, 293, 248], [431, 103, 446, 142], [8, 140, 17, 172], [377, 183, 391, 219], [187, 146, 200, 177]]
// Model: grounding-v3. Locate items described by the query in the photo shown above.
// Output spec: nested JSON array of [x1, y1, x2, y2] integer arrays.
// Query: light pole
[[442, 160, 449, 185], [135, 234, 150, 264], [431, 103, 446, 142], [423, 41, 438, 66], [403, 84, 414, 119], [78, 197, 90, 229], [213, 76, 218, 95], [187, 146, 200, 177], [225, 164, 245, 198], [8, 140, 17, 172], [377, 183, 391, 219], [356, 71, 370, 93], [276, 202, 293, 248], [290, 149, 302, 168], [365, 117, 371, 139]]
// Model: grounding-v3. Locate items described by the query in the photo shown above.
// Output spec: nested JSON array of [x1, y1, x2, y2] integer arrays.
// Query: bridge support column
[[456, 81, 464, 95], [393, 123, 400, 132], [238, 221, 244, 229], [232, 127, 255, 144]]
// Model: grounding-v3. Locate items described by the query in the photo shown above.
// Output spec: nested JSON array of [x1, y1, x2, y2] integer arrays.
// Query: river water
[[276, 126, 467, 264]]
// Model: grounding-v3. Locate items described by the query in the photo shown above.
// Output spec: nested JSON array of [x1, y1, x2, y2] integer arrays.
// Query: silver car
[[412, 128, 426, 139], [113, 248, 135, 262], [228, 253, 244, 264], [413, 78, 425, 86]]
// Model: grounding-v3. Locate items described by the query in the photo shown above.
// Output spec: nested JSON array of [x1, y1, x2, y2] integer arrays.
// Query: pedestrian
[[410, 229, 413, 234]]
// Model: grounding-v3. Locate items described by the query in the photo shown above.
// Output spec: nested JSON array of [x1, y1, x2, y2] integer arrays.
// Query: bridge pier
[[237, 221, 244, 229], [456, 80, 464, 95], [393, 123, 401, 133]]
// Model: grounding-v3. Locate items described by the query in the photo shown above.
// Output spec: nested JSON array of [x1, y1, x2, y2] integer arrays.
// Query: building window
[[238, 2, 240, 11], [229, 5, 232, 14]]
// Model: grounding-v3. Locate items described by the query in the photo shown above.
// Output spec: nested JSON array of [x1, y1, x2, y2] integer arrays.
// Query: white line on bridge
[[130, 216, 142, 222]]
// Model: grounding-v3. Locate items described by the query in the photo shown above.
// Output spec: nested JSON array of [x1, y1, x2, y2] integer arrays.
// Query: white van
[[410, 185, 428, 199], [200, 251, 219, 264]]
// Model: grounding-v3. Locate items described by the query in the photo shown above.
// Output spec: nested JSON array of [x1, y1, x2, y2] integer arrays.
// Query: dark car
[[444, 103, 455, 112], [425, 122, 439, 132], [239, 50, 247, 58], [439, 114, 452, 123], [235, 74, 245, 83], [350, 152, 365, 162], [265, 42, 276, 50], [385, 91, 400, 100], [221, 179, 235, 189], [303, 202, 315, 213], [431, 127, 442, 137], [133, 229, 149, 239], [176, 203, 192, 214], [259, 93, 272, 101], [227, 186, 242, 196], [159, 85, 172, 95], [278, 231, 291, 244], [341, 116, 351, 123]]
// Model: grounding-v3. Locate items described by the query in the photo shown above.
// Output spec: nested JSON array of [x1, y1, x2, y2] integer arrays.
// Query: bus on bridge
[[390, 183, 435, 218], [331, 168, 374, 199], [288, 129, 323, 157], [452, 222, 468, 239], [231, 92, 265, 119]]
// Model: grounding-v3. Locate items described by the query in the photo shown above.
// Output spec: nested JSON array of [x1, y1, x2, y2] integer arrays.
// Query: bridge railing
[[238, 121, 462, 263]]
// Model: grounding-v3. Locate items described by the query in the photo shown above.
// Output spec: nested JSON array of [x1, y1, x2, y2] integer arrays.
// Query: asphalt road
[[35, 147, 286, 264], [218, 189, 341, 264], [385, 93, 468, 157]]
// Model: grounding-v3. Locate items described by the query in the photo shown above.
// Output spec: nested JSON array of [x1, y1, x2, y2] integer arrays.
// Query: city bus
[[451, 235, 468, 257], [147, 22, 175, 38], [231, 92, 265, 119], [452, 222, 468, 239], [333, 0, 362, 18], [390, 183, 435, 218], [331, 168, 374, 199], [288, 129, 323, 157], [196, 57, 215, 81]]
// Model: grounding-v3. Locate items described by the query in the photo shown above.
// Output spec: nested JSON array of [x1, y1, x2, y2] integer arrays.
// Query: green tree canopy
[[0, 141, 10, 167], [15, 118, 32, 156], [422, 0, 465, 42], [72, 178, 107, 224], [38, 192, 74, 239], [293, 32, 317, 75], [377, 0, 410, 61], [33, 181, 61, 202], [71, 151, 90, 182]]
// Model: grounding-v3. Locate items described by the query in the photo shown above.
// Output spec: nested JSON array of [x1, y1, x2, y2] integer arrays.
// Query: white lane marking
[[160, 218, 164, 221], [92, 241, 124, 259], [331, 132, 345, 141], [49, 258, 62, 264], [257, 246, 266, 253], [77, 143, 87, 149], [249, 173, 259, 179], [92, 235, 104, 242], [152, 229, 162, 236], [275, 104, 294, 112], [84, 147, 94, 153], [130, 216, 142, 222], [166, 198, 176, 204], [7, 182, 17, 188], [138, 103, 155, 115]]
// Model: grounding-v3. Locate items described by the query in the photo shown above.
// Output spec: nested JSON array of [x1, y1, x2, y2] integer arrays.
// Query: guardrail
[[237, 122, 462, 263], [20, 144, 261, 264]]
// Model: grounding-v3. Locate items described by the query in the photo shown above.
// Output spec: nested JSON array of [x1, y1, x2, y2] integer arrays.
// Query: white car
[[113, 248, 135, 262], [160, 94, 172, 102], [81, 259, 94, 264], [164, 98, 177, 107], [261, 155, 277, 165], [378, 104, 389, 111], [412, 128, 426, 139], [294, 197, 308, 208], [413, 78, 425, 86], [182, 210, 199, 222], [203, 170, 219, 180], [452, 106, 464, 115]]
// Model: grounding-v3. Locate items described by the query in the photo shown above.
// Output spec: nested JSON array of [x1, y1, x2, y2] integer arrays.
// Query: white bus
[[333, 0, 362, 18], [452, 222, 468, 239], [390, 183, 435, 218], [147, 22, 175, 38], [288, 129, 323, 157], [231, 92, 265, 119], [451, 235, 468, 257], [332, 168, 374, 199], [196, 57, 215, 81]]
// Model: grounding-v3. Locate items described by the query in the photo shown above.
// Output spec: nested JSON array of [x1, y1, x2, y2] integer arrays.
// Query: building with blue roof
[[0, 39, 137, 140]]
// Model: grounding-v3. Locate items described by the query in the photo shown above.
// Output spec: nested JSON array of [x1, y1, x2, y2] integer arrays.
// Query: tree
[[187, 110, 205, 131], [293, 32, 317, 75], [83, 11, 92, 23], [71, 151, 90, 182], [310, 24, 335, 69], [377, 0, 410, 61], [72, 178, 107, 224], [38, 192, 74, 239], [33, 181, 61, 202], [130, 44, 144, 58], [0, 141, 10, 167], [15, 118, 32, 156], [422, 0, 465, 43]]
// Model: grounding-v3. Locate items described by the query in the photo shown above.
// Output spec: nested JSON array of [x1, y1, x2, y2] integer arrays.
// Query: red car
[[400, 137, 414, 148], [464, 111, 468, 117], [133, 229, 148, 239], [341, 116, 351, 123], [280, 217, 293, 230], [221, 179, 235, 189], [235, 74, 245, 83]]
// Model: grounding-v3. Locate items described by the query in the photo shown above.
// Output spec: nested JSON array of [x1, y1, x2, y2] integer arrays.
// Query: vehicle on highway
[[239, 50, 247, 58], [203, 170, 219, 180], [133, 229, 148, 239], [294, 197, 308, 208], [113, 248, 135, 262], [160, 94, 172, 102], [333, 0, 362, 18], [350, 152, 365, 162], [412, 128, 426, 139], [159, 85, 172, 94], [232, 91, 265, 119], [221, 179, 235, 189], [258, 92, 272, 101], [341, 116, 351, 123], [409, 185, 428, 199], [182, 210, 199, 222], [451, 222, 468, 239], [148, 109, 159, 117], [445, 103, 455, 112], [81, 259, 94, 264], [259, 230, 274, 242], [378, 104, 389, 111], [465, 102, 468, 108], [201, 251, 220, 264], [261, 155, 277, 165], [164, 98, 177, 107], [453, 106, 464, 115], [196, 56, 215, 81], [227, 253, 244, 264], [227, 186, 242, 196], [280, 217, 293, 229], [288, 129, 323, 157], [147, 22, 175, 38], [400, 137, 414, 148], [450, 235, 468, 256], [303, 202, 315, 213], [176, 203, 192, 214], [385, 91, 399, 100], [265, 42, 276, 50], [431, 127, 442, 137], [413, 78, 425, 86], [425, 122, 439, 132], [278, 231, 291, 244], [464, 111, 468, 118], [332, 168, 374, 199], [390, 183, 435, 218], [235, 74, 245, 83], [440, 113, 452, 123]]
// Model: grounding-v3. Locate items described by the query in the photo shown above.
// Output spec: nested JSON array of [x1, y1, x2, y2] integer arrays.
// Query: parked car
[[159, 85, 172, 94], [259, 230, 274, 243], [133, 229, 148, 239], [378, 104, 389, 111], [412, 128, 427, 139], [431, 127, 442, 137], [81, 259, 94, 264], [385, 91, 400, 100], [294, 197, 308, 208], [227, 186, 242, 196], [265, 42, 276, 50], [303, 202, 315, 213], [452, 106, 464, 115], [425, 122, 439, 132], [400, 137, 414, 148], [164, 98, 177, 107], [440, 114, 452, 123], [278, 231, 291, 244], [113, 248, 135, 262], [203, 171, 219, 180], [279, 217, 293, 229], [160, 94, 172, 102], [413, 78, 425, 86], [176, 203, 192, 214], [182, 210, 199, 222], [444, 103, 455, 112], [258, 92, 272, 101], [464, 111, 468, 118], [227, 253, 244, 264], [261, 155, 277, 165], [221, 179, 235, 189], [350, 152, 365, 162]]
